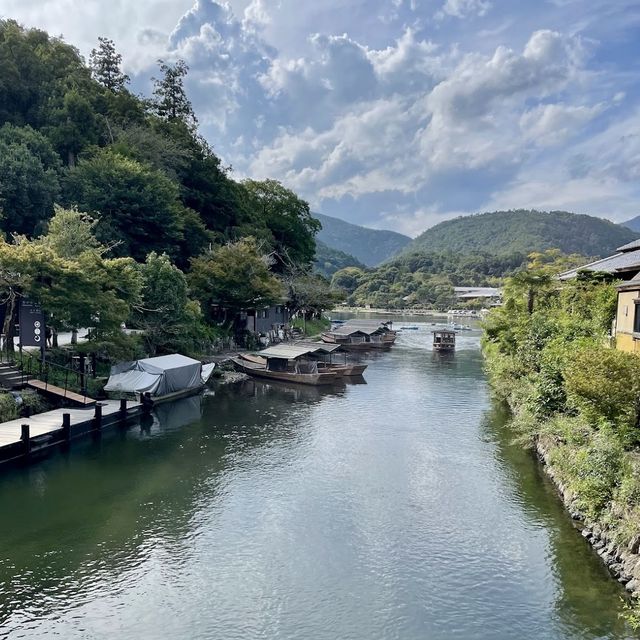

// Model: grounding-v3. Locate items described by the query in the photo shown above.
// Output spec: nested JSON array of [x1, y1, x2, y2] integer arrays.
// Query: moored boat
[[232, 345, 341, 386]]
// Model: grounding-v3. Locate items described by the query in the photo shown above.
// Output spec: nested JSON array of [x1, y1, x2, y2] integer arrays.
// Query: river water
[[0, 318, 633, 639]]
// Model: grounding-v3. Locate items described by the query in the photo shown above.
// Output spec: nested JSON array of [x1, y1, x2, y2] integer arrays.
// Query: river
[[0, 317, 633, 639]]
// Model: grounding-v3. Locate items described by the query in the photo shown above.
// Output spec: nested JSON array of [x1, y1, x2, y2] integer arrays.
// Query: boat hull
[[231, 357, 339, 386]]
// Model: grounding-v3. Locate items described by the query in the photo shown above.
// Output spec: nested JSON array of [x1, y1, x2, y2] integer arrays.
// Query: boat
[[232, 345, 340, 386], [432, 330, 456, 352], [294, 341, 368, 376], [321, 320, 396, 351], [104, 354, 216, 405], [400, 326, 419, 330]]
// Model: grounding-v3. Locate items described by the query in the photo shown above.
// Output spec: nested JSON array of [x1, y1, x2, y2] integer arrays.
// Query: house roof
[[558, 248, 640, 280], [617, 239, 640, 252]]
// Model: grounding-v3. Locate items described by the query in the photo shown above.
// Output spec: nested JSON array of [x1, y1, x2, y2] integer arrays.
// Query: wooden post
[[62, 413, 71, 442], [119, 398, 127, 422], [94, 403, 103, 431], [79, 353, 86, 395], [142, 392, 152, 414], [21, 423, 30, 455]]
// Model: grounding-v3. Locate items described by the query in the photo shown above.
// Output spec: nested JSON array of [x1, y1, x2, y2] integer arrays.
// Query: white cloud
[[519, 103, 604, 146], [436, 0, 491, 20]]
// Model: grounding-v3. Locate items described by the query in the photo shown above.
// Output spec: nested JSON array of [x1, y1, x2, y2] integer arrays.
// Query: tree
[[242, 179, 320, 271], [89, 37, 129, 92], [152, 59, 197, 129], [64, 149, 184, 261], [133, 252, 208, 355], [0, 237, 142, 350], [0, 126, 60, 235], [39, 204, 104, 259], [45, 89, 99, 166], [287, 273, 342, 319], [189, 238, 284, 321]]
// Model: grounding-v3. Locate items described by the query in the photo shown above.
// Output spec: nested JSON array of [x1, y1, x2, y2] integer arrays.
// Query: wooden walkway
[[0, 399, 143, 466], [26, 379, 96, 406]]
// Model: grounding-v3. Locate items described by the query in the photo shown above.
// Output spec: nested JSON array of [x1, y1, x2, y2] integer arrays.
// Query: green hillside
[[406, 210, 638, 258], [314, 212, 410, 266], [314, 241, 365, 278]]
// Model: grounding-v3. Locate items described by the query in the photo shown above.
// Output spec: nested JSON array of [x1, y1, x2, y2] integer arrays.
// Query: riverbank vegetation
[[482, 250, 640, 572], [0, 21, 338, 368], [331, 251, 529, 309]]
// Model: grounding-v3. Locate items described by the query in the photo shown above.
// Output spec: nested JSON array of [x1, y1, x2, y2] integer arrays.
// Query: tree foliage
[[189, 239, 284, 317], [89, 37, 129, 92]]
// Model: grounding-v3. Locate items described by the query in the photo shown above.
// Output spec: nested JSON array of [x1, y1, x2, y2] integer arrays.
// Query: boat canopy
[[330, 325, 380, 336], [259, 344, 323, 360], [104, 354, 214, 397], [294, 341, 342, 354]]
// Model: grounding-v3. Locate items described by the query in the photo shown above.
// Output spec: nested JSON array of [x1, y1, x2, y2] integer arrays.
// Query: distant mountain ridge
[[314, 240, 365, 278], [313, 212, 411, 266], [622, 216, 640, 233], [405, 209, 638, 258]]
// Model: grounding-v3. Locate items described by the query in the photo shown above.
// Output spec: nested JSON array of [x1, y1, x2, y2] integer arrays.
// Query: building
[[560, 240, 640, 353], [453, 287, 502, 305], [559, 239, 640, 281], [615, 277, 640, 353], [238, 304, 290, 336]]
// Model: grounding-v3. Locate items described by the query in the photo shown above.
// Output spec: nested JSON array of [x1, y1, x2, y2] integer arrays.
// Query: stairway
[[0, 362, 25, 390]]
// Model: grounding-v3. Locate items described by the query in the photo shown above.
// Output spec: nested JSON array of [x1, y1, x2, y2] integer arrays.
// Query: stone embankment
[[537, 437, 640, 598]]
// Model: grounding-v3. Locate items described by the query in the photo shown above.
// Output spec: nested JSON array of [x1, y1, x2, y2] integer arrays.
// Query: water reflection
[[0, 322, 633, 639]]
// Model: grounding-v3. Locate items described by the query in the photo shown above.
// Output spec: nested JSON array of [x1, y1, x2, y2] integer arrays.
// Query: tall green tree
[[89, 37, 129, 92], [152, 59, 197, 129], [64, 149, 184, 261], [243, 179, 320, 271], [0, 125, 61, 235], [133, 252, 207, 355]]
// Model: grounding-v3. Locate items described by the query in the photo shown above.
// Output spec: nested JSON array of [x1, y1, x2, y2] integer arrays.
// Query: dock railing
[[18, 354, 89, 402]]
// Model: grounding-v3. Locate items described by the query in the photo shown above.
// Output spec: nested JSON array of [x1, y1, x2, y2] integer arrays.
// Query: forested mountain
[[0, 21, 335, 355], [405, 210, 638, 258], [314, 241, 365, 278], [622, 215, 640, 232], [314, 212, 410, 266]]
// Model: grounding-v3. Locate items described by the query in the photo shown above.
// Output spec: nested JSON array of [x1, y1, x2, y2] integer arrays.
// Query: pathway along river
[[0, 318, 634, 639]]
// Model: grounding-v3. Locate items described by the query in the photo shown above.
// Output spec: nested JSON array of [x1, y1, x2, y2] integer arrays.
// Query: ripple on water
[[0, 322, 633, 639]]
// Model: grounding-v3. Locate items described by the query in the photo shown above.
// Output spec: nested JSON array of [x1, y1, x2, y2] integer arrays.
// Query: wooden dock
[[0, 399, 143, 468], [26, 379, 96, 406]]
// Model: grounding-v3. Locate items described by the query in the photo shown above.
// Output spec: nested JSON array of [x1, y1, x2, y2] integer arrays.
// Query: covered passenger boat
[[321, 320, 396, 350], [432, 330, 456, 352], [232, 344, 340, 386], [104, 354, 216, 405], [294, 341, 368, 376]]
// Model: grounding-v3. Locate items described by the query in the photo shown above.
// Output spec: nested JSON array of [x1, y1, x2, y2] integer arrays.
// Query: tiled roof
[[558, 248, 640, 280], [617, 239, 640, 252]]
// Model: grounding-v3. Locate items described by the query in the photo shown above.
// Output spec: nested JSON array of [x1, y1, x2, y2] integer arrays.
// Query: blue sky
[[3, 0, 640, 236]]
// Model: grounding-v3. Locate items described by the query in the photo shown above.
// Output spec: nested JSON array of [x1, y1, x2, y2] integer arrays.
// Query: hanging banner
[[19, 299, 45, 347]]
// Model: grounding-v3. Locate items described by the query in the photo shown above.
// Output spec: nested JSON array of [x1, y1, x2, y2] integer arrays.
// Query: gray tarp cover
[[104, 354, 206, 396]]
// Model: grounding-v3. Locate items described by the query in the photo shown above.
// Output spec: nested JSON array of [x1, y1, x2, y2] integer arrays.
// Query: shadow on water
[[481, 404, 632, 638]]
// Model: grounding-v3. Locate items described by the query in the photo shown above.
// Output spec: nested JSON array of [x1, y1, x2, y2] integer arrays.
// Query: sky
[[2, 0, 640, 237]]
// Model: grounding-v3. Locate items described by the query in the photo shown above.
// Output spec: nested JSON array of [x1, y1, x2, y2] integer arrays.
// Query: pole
[[21, 424, 30, 455]]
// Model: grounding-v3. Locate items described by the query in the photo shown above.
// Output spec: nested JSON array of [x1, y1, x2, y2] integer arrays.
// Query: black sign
[[19, 299, 45, 348]]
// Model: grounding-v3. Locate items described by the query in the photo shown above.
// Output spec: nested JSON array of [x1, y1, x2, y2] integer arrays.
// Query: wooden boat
[[433, 330, 456, 352], [320, 322, 395, 350], [294, 341, 368, 377], [232, 344, 341, 386]]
